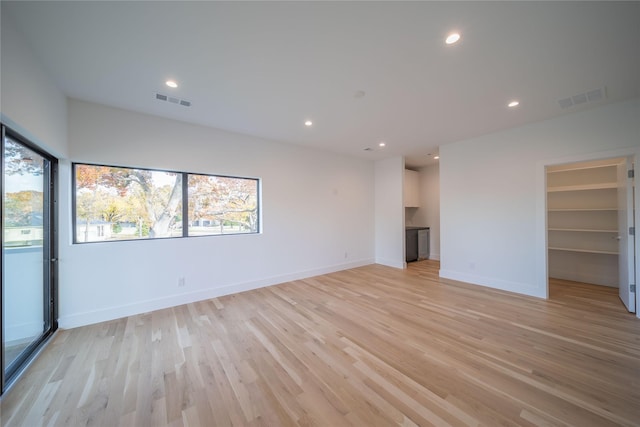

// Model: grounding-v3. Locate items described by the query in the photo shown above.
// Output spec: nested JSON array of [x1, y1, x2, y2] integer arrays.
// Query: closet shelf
[[546, 161, 620, 173], [548, 208, 617, 212], [548, 228, 617, 233], [548, 247, 618, 255], [547, 183, 617, 192], [547, 159, 624, 288]]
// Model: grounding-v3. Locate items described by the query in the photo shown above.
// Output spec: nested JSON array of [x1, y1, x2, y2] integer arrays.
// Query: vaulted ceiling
[[3, 1, 639, 167]]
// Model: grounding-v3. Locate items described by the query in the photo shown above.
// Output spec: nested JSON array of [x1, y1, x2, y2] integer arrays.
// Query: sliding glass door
[[1, 125, 57, 392]]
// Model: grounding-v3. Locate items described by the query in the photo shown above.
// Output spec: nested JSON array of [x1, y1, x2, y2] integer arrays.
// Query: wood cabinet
[[404, 169, 419, 207], [547, 159, 622, 287]]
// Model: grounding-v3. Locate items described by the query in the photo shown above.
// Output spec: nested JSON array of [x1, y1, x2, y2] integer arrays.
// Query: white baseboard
[[549, 272, 618, 288], [439, 269, 545, 298], [58, 258, 374, 329], [375, 258, 405, 269], [428, 253, 440, 261]]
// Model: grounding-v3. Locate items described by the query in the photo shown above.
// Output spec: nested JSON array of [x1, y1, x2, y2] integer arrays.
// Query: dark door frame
[[0, 124, 58, 394]]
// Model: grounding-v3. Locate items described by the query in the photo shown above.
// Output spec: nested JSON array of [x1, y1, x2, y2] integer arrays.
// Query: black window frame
[[1, 124, 58, 394], [72, 162, 261, 244], [186, 172, 260, 238]]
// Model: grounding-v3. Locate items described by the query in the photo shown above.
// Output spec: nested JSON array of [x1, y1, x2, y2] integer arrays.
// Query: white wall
[[440, 99, 640, 299], [59, 100, 375, 328], [1, 7, 68, 336], [1, 9, 377, 329], [0, 7, 68, 157], [412, 164, 440, 260], [374, 156, 405, 268]]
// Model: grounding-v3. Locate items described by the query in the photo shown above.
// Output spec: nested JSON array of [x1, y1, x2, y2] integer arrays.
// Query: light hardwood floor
[[1, 261, 639, 426]]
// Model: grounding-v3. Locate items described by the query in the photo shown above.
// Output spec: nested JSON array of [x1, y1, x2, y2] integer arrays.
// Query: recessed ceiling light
[[445, 33, 461, 45], [508, 100, 520, 108], [304, 120, 313, 126], [165, 80, 178, 88], [379, 142, 386, 147], [434, 155, 440, 160]]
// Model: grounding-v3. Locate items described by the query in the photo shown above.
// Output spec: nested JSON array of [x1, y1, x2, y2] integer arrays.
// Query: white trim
[[546, 269, 617, 288], [375, 258, 406, 269], [58, 258, 374, 329], [439, 269, 544, 298]]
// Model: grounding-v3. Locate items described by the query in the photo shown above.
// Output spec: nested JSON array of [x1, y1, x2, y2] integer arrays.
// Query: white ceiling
[[3, 1, 640, 167]]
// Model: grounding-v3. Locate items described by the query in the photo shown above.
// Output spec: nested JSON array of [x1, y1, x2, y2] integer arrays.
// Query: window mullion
[[182, 173, 189, 237]]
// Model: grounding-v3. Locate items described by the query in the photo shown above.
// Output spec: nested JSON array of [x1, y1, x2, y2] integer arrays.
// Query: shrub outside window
[[73, 163, 259, 243]]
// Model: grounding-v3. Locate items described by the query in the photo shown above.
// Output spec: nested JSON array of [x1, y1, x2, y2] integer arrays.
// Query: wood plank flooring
[[1, 261, 639, 426]]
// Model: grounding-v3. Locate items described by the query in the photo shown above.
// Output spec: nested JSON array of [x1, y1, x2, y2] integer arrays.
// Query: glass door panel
[[2, 130, 54, 387]]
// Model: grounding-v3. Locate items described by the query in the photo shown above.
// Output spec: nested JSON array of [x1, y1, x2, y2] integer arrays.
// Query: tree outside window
[[73, 164, 259, 243]]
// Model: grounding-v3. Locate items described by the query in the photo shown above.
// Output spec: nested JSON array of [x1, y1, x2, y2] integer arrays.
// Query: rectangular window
[[74, 164, 182, 242], [188, 174, 259, 236], [73, 163, 259, 243]]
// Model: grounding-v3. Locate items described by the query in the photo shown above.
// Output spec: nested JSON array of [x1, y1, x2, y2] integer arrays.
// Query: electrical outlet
[[178, 277, 186, 287], [344, 251, 348, 259]]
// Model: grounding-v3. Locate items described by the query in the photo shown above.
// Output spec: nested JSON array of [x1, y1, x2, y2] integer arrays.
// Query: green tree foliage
[[3, 139, 45, 236], [188, 175, 258, 232], [4, 139, 44, 176], [75, 165, 181, 239], [74, 164, 257, 241], [4, 191, 44, 227]]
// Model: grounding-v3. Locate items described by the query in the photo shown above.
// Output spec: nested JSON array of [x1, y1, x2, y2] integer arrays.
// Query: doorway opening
[[546, 156, 636, 313]]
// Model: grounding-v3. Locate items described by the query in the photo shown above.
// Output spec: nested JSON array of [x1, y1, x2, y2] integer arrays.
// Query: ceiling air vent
[[155, 93, 192, 107], [558, 87, 606, 110], [586, 88, 604, 102], [572, 93, 587, 106]]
